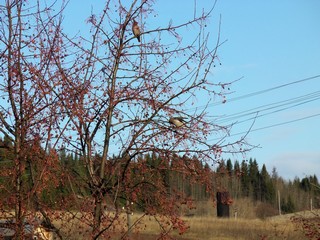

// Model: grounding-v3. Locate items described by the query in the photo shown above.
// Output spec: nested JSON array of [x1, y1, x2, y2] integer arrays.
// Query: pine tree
[[300, 177, 311, 192], [260, 164, 275, 203], [260, 164, 268, 202], [240, 160, 250, 197], [226, 159, 233, 176], [248, 159, 260, 200], [281, 195, 295, 213]]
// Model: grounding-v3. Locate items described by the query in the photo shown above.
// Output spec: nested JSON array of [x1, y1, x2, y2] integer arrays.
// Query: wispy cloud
[[268, 151, 320, 180]]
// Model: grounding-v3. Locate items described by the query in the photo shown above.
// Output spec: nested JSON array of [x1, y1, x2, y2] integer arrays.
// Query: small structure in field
[[216, 191, 232, 218]]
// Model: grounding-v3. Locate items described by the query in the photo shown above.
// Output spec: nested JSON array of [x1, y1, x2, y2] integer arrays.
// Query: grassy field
[[134, 215, 306, 240], [49, 210, 318, 239], [179, 216, 303, 240], [1, 209, 319, 239]]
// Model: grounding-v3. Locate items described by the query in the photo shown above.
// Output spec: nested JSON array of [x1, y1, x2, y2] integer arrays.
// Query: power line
[[184, 74, 320, 113], [208, 112, 320, 142], [216, 91, 320, 121], [235, 112, 320, 136], [214, 90, 320, 124], [224, 75, 320, 103]]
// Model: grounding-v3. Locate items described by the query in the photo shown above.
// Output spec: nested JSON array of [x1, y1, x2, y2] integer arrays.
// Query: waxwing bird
[[169, 117, 186, 128], [132, 19, 141, 42]]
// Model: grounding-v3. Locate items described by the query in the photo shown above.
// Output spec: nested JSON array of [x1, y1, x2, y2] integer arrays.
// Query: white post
[[310, 198, 313, 211], [126, 200, 132, 236], [278, 190, 281, 215]]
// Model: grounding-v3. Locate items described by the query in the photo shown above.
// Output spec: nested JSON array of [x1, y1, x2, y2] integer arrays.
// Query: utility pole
[[278, 190, 281, 215], [126, 200, 133, 237]]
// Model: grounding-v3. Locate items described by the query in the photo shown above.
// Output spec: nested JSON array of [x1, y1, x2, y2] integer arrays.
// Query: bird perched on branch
[[132, 19, 141, 42], [169, 117, 186, 128]]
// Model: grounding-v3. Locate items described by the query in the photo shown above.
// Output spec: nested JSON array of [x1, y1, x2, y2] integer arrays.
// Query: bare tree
[[54, 0, 252, 238], [0, 0, 67, 239], [0, 0, 252, 239]]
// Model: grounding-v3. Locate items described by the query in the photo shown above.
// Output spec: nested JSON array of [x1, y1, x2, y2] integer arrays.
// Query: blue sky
[[209, 0, 320, 180], [60, 0, 320, 180]]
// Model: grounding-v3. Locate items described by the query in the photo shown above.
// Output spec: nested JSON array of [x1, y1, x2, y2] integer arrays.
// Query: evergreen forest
[[0, 136, 318, 218]]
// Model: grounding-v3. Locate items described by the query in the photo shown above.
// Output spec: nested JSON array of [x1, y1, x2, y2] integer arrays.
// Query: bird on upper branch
[[132, 19, 141, 42]]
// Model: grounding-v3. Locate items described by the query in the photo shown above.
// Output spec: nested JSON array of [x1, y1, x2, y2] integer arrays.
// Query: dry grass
[[1, 209, 319, 239], [99, 212, 312, 240], [181, 216, 301, 240], [181, 209, 320, 240], [127, 210, 320, 240]]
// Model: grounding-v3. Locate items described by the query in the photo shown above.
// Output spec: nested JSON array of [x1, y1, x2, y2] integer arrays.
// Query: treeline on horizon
[[0, 136, 319, 217]]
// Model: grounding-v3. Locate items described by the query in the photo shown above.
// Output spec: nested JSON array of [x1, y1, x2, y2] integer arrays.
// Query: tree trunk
[[93, 195, 102, 239]]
